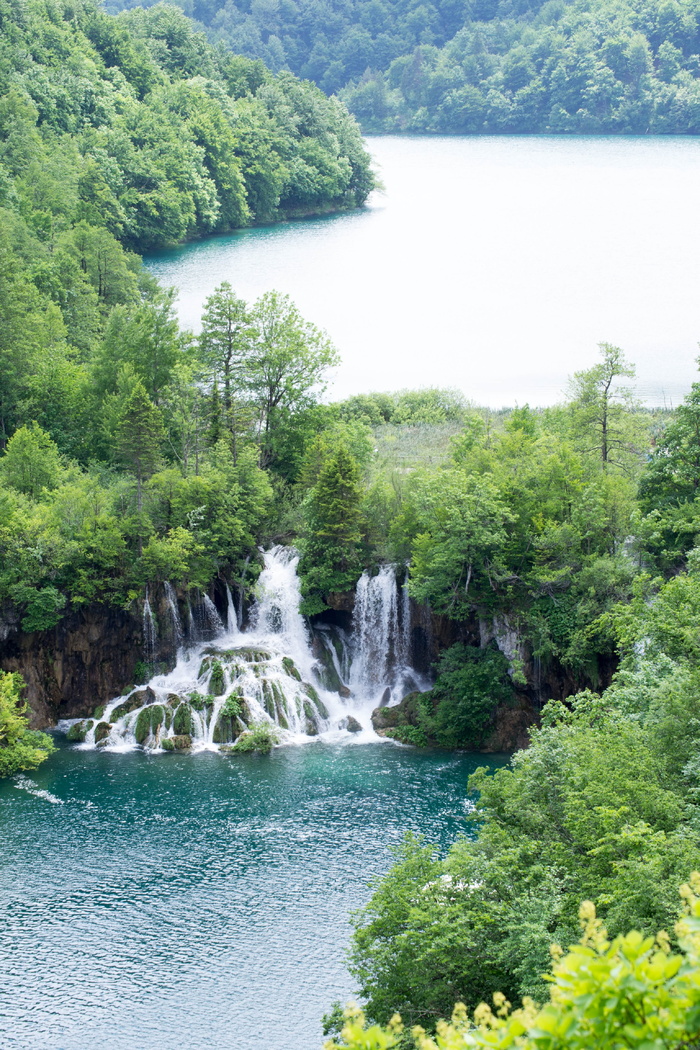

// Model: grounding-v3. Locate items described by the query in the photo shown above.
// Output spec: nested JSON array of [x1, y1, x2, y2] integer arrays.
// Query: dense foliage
[[0, 671, 54, 776], [327, 880, 700, 1049], [0, 0, 371, 635], [306, 352, 700, 1038], [107, 0, 700, 133], [0, 0, 372, 251]]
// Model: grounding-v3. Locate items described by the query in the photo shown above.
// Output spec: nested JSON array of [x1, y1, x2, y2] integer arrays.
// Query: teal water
[[146, 135, 700, 408], [0, 740, 506, 1050]]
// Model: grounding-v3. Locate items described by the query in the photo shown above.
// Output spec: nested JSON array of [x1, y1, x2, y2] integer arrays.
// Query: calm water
[[145, 135, 700, 408], [0, 740, 504, 1050]]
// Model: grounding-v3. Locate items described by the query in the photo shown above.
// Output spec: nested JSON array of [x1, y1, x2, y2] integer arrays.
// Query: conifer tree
[[115, 380, 165, 513], [300, 445, 365, 613]]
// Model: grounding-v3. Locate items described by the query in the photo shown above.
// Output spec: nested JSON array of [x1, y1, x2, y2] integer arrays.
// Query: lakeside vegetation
[[106, 0, 700, 133], [2, 2, 700, 1042]]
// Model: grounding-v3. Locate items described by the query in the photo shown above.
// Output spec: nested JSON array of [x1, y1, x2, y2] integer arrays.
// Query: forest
[[2, 0, 700, 1046], [105, 0, 700, 132]]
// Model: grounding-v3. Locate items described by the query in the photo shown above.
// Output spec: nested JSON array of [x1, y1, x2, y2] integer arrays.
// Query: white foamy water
[[69, 547, 423, 754]]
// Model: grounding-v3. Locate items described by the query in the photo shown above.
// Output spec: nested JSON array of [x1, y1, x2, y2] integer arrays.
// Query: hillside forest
[[3, 1, 700, 1046], [106, 0, 700, 133]]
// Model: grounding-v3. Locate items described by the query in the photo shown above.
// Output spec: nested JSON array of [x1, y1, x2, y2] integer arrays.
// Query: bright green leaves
[[0, 671, 55, 778], [404, 469, 514, 617], [335, 886, 700, 1050]]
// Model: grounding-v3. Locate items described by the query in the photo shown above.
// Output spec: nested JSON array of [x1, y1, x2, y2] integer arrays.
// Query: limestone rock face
[[0, 604, 151, 729]]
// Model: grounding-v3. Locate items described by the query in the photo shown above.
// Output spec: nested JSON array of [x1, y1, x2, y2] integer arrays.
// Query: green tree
[[199, 281, 253, 457], [114, 380, 166, 513], [245, 291, 340, 467], [0, 671, 55, 777], [300, 444, 365, 613], [567, 343, 641, 470], [0, 423, 64, 498]]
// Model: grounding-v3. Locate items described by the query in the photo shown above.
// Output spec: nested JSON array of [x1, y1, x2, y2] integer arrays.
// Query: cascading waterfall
[[349, 565, 417, 710], [66, 549, 426, 754], [142, 590, 157, 667], [202, 594, 225, 635], [164, 581, 184, 647], [224, 581, 238, 635]]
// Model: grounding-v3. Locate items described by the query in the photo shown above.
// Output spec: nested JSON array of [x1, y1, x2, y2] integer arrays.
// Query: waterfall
[[348, 564, 423, 711], [224, 581, 238, 635], [202, 594, 225, 636], [143, 590, 157, 667], [67, 549, 426, 755], [164, 581, 184, 647]]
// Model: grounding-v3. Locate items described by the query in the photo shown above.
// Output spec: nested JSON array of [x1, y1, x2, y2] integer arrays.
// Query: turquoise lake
[[0, 740, 505, 1049], [145, 135, 700, 409]]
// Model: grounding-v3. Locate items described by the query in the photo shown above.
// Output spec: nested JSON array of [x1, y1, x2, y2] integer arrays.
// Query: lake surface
[[0, 740, 503, 1050], [145, 135, 700, 408]]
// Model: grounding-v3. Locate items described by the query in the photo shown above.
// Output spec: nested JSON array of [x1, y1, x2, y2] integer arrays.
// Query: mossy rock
[[213, 713, 240, 744], [209, 660, 226, 696], [66, 719, 93, 742], [305, 719, 319, 736], [315, 696, 329, 720], [134, 704, 165, 745], [282, 657, 301, 681], [173, 703, 194, 736], [261, 680, 276, 717], [302, 682, 320, 703], [233, 647, 271, 663], [93, 705, 105, 720], [312, 649, 342, 693], [166, 693, 181, 708], [129, 687, 157, 709], [197, 657, 213, 680], [162, 734, 193, 751], [346, 716, 363, 734], [94, 721, 112, 743], [164, 709, 173, 730], [111, 693, 147, 721], [169, 734, 192, 750]]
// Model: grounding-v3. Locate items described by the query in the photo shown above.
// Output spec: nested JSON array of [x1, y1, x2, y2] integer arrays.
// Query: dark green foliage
[[208, 660, 226, 695], [299, 445, 366, 614], [220, 693, 242, 717], [402, 645, 514, 748], [173, 703, 194, 735], [108, 0, 700, 136]]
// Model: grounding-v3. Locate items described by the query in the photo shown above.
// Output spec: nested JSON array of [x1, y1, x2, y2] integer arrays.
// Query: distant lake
[[145, 136, 700, 408]]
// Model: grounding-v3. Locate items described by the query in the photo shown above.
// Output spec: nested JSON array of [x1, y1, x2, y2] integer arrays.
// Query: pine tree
[[115, 380, 165, 513], [300, 445, 365, 613]]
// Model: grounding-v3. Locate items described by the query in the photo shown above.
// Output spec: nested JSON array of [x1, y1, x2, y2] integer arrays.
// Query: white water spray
[[67, 549, 425, 754]]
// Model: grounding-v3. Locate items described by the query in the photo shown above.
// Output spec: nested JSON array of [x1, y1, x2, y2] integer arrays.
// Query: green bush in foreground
[[326, 878, 700, 1050], [0, 672, 55, 777], [231, 722, 279, 754]]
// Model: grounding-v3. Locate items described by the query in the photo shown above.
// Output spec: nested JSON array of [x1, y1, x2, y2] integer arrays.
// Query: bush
[[231, 722, 279, 754], [0, 672, 55, 777], [326, 878, 700, 1050]]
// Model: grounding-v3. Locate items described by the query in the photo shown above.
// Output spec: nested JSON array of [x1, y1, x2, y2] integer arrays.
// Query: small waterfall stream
[[67, 548, 426, 753]]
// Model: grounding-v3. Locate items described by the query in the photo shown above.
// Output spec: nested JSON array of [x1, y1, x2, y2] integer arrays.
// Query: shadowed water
[[0, 741, 507, 1050]]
